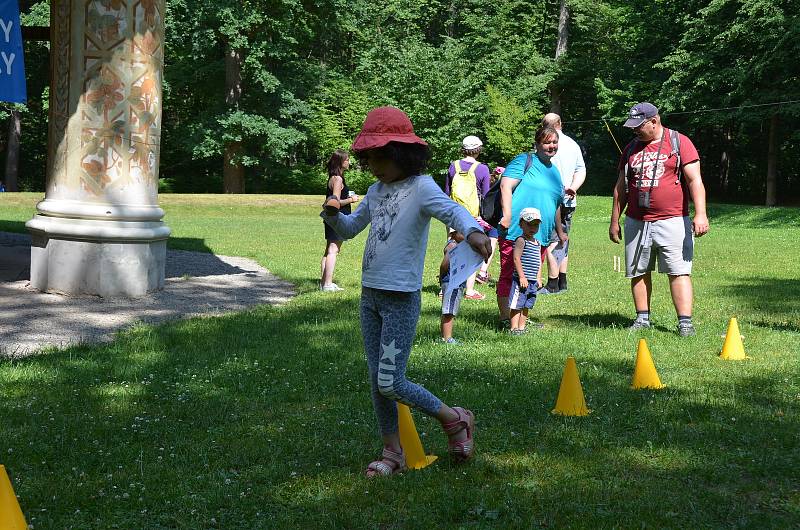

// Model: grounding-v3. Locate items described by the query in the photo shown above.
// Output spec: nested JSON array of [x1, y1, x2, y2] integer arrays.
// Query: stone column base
[[26, 215, 170, 298]]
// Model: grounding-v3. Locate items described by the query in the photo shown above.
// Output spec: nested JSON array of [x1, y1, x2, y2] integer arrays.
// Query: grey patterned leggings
[[360, 287, 443, 435]]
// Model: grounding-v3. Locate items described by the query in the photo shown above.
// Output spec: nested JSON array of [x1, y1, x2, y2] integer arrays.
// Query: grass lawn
[[1, 192, 799, 529]]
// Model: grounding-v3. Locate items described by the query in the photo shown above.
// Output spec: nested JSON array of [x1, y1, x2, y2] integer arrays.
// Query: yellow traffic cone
[[0, 465, 27, 530], [720, 317, 747, 360], [551, 356, 590, 416], [631, 338, 665, 389], [397, 403, 438, 469]]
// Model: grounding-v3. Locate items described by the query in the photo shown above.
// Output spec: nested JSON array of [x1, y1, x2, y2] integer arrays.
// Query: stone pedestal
[[28, 217, 169, 297], [29, 0, 169, 297]]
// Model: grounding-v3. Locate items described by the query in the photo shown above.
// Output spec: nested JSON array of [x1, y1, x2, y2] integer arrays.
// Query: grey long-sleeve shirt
[[322, 175, 482, 292]]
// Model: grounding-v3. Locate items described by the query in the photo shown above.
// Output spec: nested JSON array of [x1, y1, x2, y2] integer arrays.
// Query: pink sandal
[[442, 407, 475, 461], [365, 447, 406, 477]]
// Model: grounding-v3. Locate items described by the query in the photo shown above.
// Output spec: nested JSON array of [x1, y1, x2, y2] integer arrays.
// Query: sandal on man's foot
[[442, 407, 475, 462], [365, 447, 406, 477]]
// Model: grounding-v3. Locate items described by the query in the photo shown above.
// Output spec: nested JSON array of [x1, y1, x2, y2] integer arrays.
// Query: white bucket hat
[[462, 135, 483, 150], [520, 207, 542, 222]]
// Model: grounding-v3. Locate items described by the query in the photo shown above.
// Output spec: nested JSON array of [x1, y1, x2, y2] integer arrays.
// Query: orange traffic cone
[[551, 356, 590, 416], [720, 317, 747, 360], [397, 404, 438, 469], [0, 466, 27, 530], [631, 338, 665, 389]]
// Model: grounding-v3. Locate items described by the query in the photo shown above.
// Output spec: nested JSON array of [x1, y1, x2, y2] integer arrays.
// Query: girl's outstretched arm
[[321, 193, 371, 239]]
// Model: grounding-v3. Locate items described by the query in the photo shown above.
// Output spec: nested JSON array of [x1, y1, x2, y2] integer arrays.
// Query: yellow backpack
[[450, 160, 480, 216]]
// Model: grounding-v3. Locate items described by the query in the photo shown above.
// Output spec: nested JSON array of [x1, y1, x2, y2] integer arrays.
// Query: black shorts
[[324, 222, 343, 242]]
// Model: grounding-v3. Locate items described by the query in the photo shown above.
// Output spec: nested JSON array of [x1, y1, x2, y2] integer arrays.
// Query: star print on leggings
[[377, 340, 401, 399]]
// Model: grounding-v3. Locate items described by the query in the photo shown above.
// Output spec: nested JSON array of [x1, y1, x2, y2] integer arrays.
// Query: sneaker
[[627, 320, 651, 331], [509, 328, 527, 336], [497, 319, 511, 330], [321, 283, 344, 292], [526, 321, 545, 330], [677, 322, 696, 337], [464, 292, 485, 301], [441, 337, 459, 344], [536, 287, 560, 295]]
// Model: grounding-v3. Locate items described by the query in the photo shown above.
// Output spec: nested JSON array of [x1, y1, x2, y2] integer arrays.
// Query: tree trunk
[[223, 45, 245, 194], [4, 109, 20, 191], [549, 0, 570, 114], [719, 122, 732, 196], [765, 113, 778, 206]]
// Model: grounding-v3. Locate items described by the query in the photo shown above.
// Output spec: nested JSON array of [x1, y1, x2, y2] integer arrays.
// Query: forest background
[[4, 0, 800, 205]]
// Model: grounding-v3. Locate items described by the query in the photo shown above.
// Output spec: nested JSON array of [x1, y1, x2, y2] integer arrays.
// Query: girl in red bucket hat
[[322, 106, 492, 476]]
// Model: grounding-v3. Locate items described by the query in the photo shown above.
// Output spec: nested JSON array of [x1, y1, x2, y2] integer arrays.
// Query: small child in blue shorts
[[440, 230, 466, 344], [509, 208, 543, 335]]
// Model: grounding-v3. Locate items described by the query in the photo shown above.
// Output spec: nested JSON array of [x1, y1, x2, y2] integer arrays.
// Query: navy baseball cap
[[623, 102, 659, 128]]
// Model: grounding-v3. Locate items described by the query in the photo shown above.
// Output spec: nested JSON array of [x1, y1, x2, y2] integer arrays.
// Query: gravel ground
[[0, 232, 296, 357]]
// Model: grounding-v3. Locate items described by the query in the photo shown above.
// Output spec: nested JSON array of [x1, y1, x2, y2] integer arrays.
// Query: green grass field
[[1, 193, 798, 529]]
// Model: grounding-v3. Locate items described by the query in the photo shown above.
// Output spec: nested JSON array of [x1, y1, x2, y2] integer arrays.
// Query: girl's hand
[[557, 231, 569, 244], [466, 231, 492, 262], [349, 193, 360, 203], [323, 196, 341, 216], [537, 278, 543, 289], [519, 276, 528, 290]]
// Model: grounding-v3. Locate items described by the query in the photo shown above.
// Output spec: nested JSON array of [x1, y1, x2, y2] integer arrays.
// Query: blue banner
[[0, 0, 26, 103]]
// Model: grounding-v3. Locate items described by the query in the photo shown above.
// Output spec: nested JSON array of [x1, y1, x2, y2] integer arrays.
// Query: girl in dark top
[[321, 149, 359, 291]]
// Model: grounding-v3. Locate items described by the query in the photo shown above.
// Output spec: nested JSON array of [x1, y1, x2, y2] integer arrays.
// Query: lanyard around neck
[[637, 132, 666, 191]]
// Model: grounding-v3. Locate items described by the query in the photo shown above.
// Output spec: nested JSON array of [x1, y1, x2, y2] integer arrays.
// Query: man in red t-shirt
[[609, 102, 710, 337]]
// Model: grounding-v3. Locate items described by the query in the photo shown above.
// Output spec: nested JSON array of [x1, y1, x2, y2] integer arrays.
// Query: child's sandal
[[442, 406, 475, 461], [365, 447, 406, 477]]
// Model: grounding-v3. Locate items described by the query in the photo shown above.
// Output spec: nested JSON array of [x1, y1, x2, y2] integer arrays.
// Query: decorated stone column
[[27, 0, 170, 296]]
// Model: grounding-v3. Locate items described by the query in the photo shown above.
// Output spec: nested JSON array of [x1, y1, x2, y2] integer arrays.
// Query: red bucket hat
[[351, 106, 428, 152]]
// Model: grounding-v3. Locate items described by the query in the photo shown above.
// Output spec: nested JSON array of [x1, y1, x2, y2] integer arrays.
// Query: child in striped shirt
[[509, 208, 544, 335]]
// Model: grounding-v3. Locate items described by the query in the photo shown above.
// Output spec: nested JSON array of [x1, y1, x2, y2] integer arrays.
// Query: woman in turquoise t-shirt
[[495, 126, 567, 325]]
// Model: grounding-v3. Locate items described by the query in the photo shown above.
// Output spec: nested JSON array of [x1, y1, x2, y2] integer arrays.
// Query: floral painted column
[[27, 0, 170, 296]]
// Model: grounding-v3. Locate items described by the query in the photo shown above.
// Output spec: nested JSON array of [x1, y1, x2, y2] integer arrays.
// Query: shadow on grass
[[0, 292, 797, 528], [720, 277, 800, 326], [546, 311, 676, 333], [707, 203, 800, 228]]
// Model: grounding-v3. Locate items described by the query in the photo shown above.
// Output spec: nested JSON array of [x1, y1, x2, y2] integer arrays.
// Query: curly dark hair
[[356, 142, 431, 177]]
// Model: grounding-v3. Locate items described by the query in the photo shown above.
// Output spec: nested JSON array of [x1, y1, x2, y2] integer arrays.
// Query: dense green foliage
[[1, 193, 798, 527], [4, 0, 800, 202]]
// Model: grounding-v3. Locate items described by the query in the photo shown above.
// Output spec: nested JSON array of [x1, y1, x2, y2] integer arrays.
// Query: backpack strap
[[622, 141, 637, 186], [454, 160, 479, 176], [523, 152, 533, 175], [467, 161, 479, 178], [666, 128, 683, 184]]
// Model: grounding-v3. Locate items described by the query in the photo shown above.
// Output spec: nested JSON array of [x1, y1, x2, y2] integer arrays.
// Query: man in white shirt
[[539, 113, 586, 294]]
